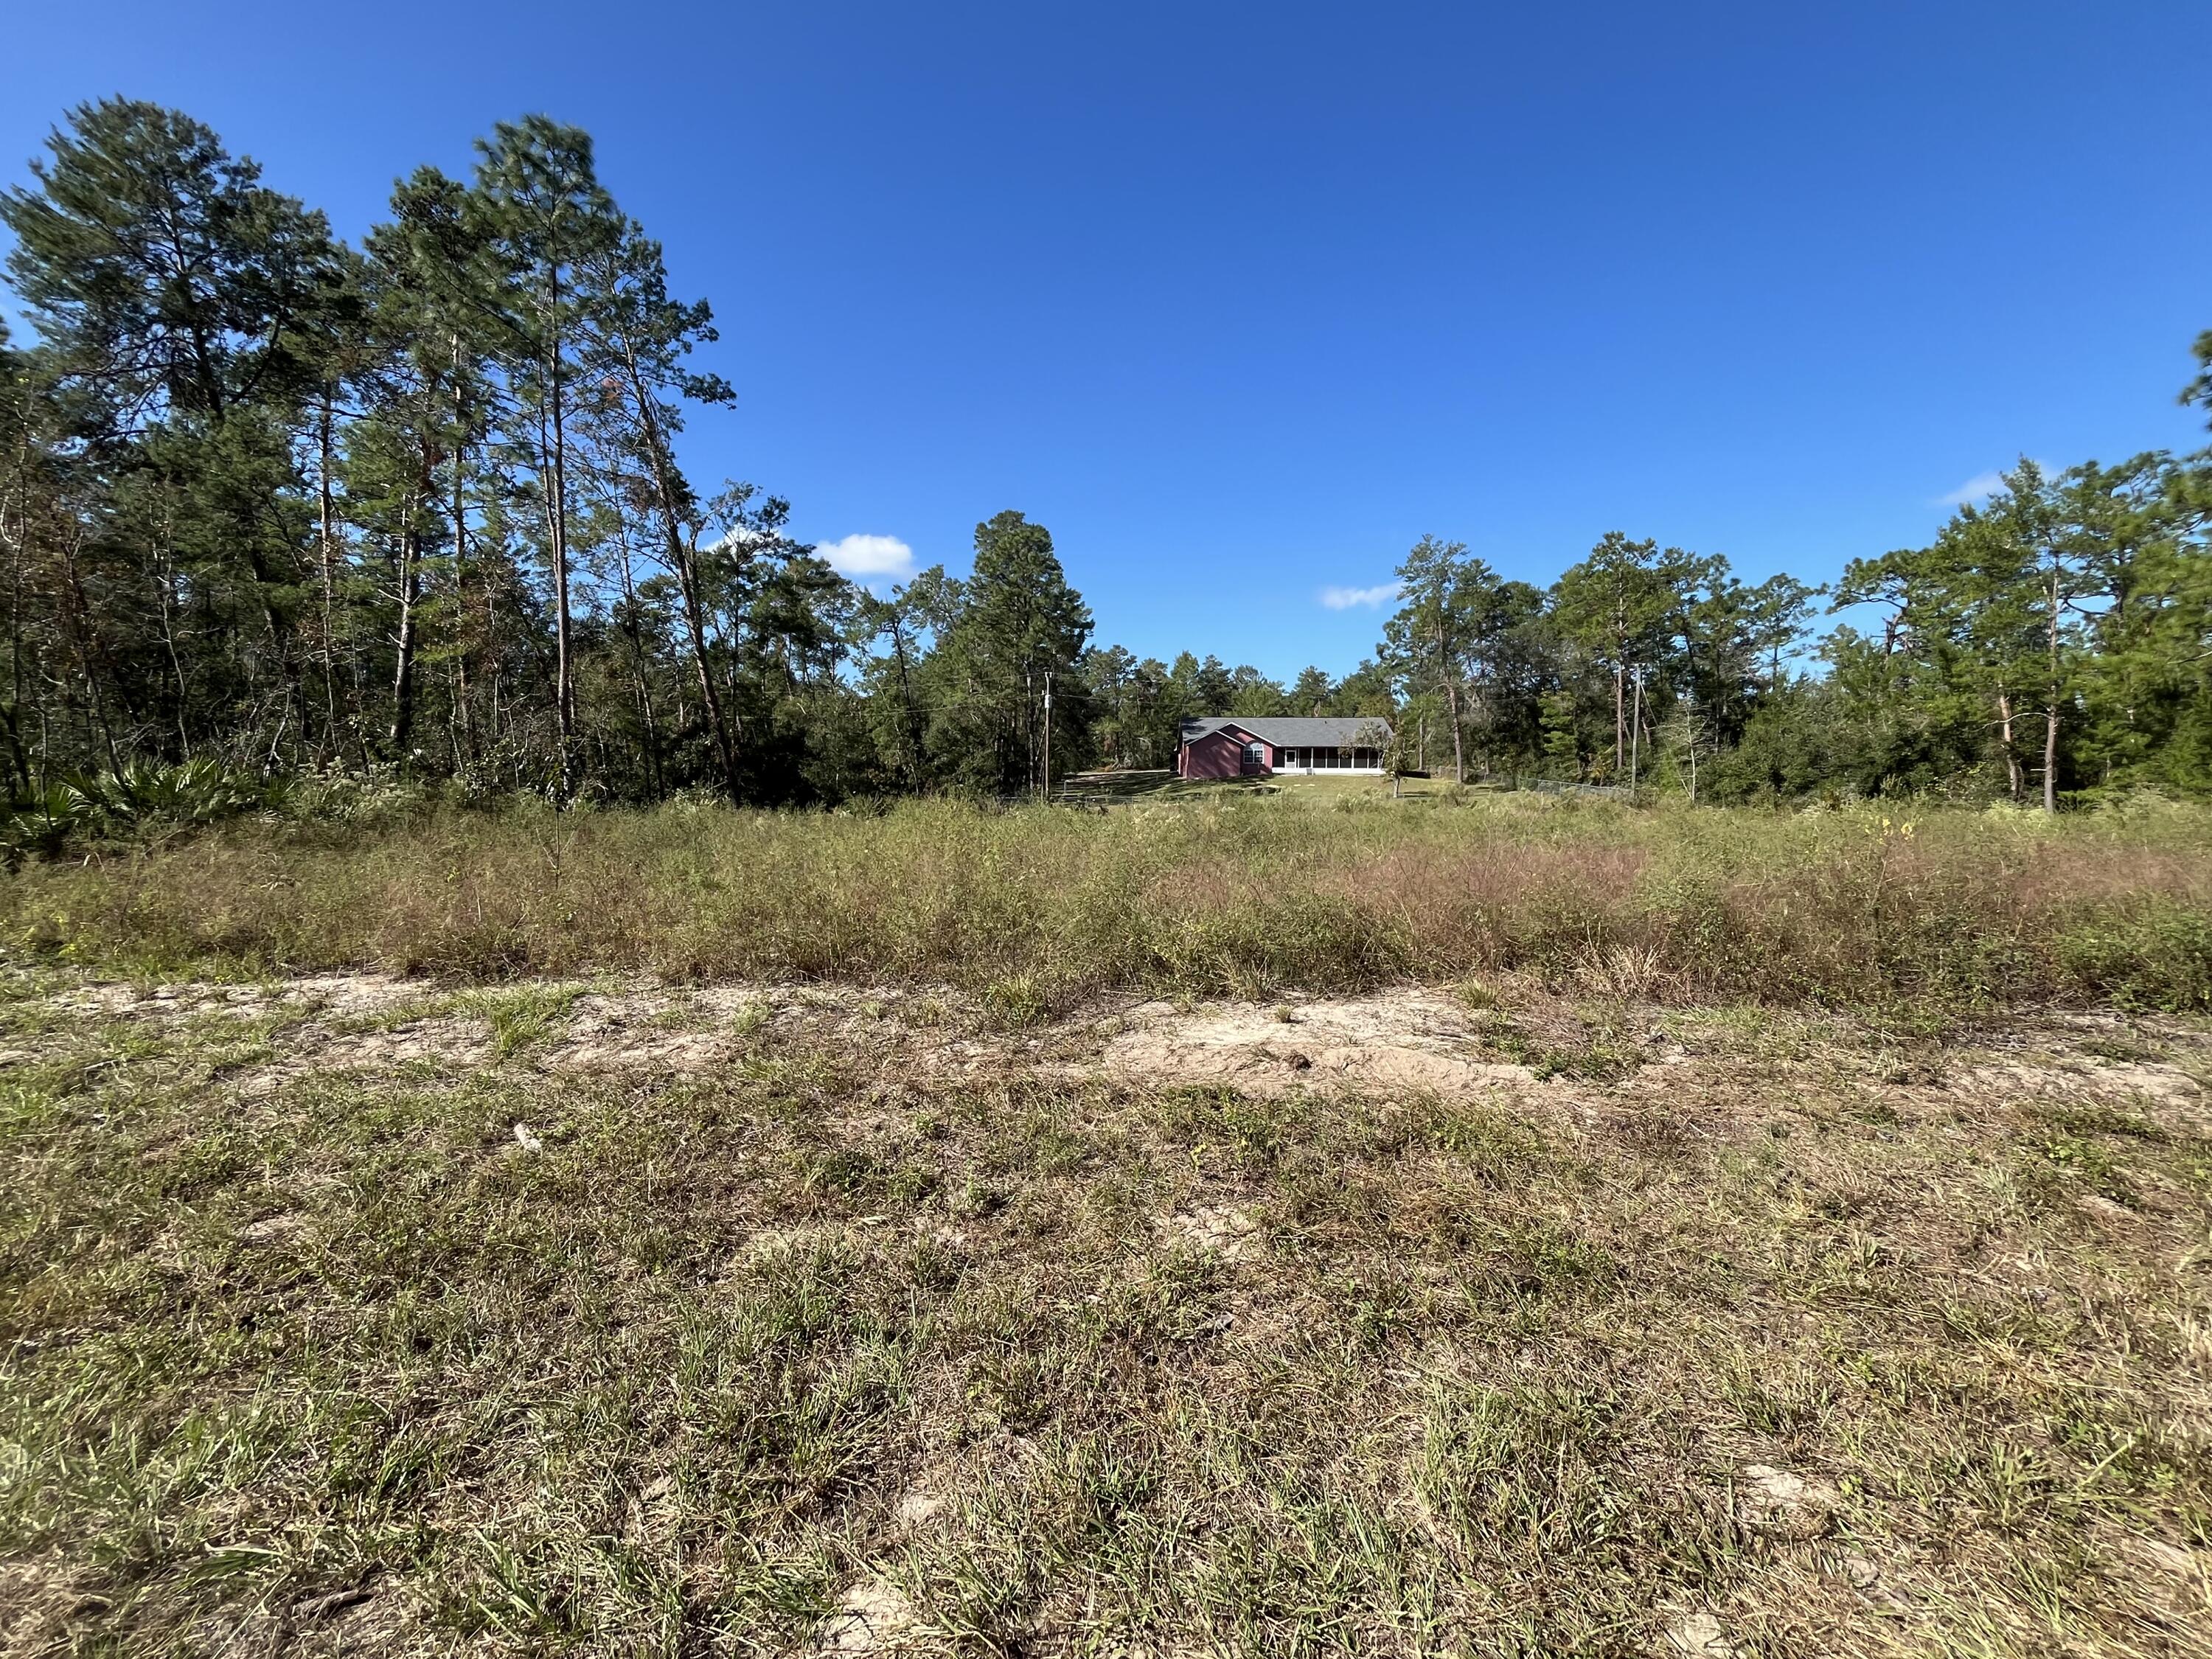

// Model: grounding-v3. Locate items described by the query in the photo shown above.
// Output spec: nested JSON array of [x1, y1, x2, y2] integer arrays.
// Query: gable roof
[[1179, 715, 1391, 748]]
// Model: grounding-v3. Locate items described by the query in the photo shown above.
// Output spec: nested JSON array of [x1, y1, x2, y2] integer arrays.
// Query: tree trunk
[[154, 543, 189, 756], [2043, 563, 2062, 814], [545, 383, 574, 789], [2043, 703, 2059, 813], [1446, 676, 1464, 785], [391, 518, 422, 754], [316, 392, 341, 762], [611, 532, 664, 796], [888, 612, 924, 788], [58, 529, 123, 773], [1619, 659, 1637, 779], [614, 337, 743, 801], [1437, 615, 1464, 785], [1, 422, 29, 790], [449, 339, 476, 765], [1997, 690, 2022, 801], [538, 254, 575, 795]]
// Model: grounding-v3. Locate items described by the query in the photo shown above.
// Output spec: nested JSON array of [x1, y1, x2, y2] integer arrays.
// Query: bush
[[2057, 902, 2212, 1010]]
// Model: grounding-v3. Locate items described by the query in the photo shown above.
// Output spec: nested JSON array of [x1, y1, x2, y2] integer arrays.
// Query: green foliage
[[0, 786, 79, 866], [1, 94, 2208, 818], [1, 760, 271, 863], [919, 510, 1093, 795], [2056, 902, 2212, 1010], [60, 758, 266, 829], [4, 762, 428, 866]]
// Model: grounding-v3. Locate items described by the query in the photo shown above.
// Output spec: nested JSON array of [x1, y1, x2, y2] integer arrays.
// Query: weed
[[2035, 1133, 2138, 1203], [983, 973, 1051, 1028], [454, 983, 581, 1058]]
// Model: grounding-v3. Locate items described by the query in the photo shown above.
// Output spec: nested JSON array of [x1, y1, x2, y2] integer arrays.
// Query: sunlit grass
[[5, 793, 2207, 1013], [1, 971, 2206, 1652]]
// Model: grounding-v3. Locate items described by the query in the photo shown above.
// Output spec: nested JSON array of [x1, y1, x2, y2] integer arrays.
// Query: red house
[[1176, 716, 1391, 779]]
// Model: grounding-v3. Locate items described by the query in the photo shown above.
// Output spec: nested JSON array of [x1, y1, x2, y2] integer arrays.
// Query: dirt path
[[16, 968, 2209, 1136]]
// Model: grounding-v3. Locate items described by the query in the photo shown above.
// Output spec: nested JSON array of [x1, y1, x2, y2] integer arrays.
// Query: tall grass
[[4, 793, 2208, 1010]]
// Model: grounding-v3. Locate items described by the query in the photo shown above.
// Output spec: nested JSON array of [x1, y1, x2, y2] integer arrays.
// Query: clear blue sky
[[6, 1, 2209, 678]]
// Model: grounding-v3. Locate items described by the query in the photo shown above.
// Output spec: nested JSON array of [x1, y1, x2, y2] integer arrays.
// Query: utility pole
[[1041, 671, 1053, 801], [1628, 665, 1644, 795]]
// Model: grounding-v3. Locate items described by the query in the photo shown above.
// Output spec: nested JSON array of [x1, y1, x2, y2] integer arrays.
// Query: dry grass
[[2, 967, 2209, 1655], [4, 794, 2209, 1015]]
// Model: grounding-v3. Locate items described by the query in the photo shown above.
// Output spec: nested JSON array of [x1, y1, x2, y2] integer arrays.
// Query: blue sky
[[6, 1, 2209, 678]]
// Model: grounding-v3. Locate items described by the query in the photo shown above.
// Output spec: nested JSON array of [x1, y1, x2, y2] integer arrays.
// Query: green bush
[[2057, 902, 2212, 1010]]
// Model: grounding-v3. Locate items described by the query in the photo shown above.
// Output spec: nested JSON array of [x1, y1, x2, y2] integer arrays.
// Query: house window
[[1241, 741, 1265, 774]]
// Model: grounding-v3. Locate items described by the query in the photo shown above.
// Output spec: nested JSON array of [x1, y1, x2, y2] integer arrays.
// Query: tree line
[[4, 100, 2208, 814], [0, 100, 1097, 807], [1371, 443, 2211, 804]]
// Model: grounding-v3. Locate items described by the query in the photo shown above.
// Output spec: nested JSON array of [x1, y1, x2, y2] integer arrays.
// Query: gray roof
[[1180, 715, 1391, 747]]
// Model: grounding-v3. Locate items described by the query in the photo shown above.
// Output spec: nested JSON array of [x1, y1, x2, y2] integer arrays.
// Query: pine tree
[[472, 116, 623, 794], [1, 99, 355, 765], [922, 512, 1092, 795]]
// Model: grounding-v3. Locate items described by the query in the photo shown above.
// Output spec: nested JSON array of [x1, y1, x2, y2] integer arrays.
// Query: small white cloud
[[1320, 582, 1401, 611], [1937, 470, 2008, 507], [1937, 461, 2059, 508], [817, 533, 915, 580]]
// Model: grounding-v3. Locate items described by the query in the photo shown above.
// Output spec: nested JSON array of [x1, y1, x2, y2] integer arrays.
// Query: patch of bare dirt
[[814, 1579, 921, 1655], [1960, 1056, 2205, 1105], [1736, 1463, 1839, 1541], [238, 1210, 308, 1245], [0, 1554, 90, 1659], [232, 1020, 491, 1096], [57, 973, 420, 1022], [1662, 1607, 1736, 1657], [1164, 1202, 1262, 1259], [1103, 991, 1534, 1100], [38, 973, 2212, 1155]]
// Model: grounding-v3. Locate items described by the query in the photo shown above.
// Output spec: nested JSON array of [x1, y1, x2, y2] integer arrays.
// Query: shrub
[[2057, 902, 2212, 1011]]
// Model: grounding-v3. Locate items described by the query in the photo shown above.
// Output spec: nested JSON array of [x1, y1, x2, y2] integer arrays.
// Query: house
[[1175, 715, 1392, 779]]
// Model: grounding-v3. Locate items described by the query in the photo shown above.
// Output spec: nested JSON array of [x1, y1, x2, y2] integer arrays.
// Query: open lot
[[3, 797, 2211, 1655]]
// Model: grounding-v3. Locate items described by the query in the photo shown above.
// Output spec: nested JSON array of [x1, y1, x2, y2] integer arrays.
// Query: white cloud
[[816, 533, 916, 581], [1937, 461, 2058, 508], [1937, 470, 2008, 507], [1320, 582, 1401, 611]]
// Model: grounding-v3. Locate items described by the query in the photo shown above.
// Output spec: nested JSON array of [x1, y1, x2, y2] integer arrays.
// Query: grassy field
[[2, 793, 2209, 1013], [1060, 771, 1471, 805], [3, 796, 2211, 1655]]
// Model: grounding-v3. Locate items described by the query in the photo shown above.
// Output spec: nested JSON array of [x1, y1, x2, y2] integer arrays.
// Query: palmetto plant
[[60, 759, 270, 830], [1, 760, 284, 866], [0, 785, 83, 867]]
